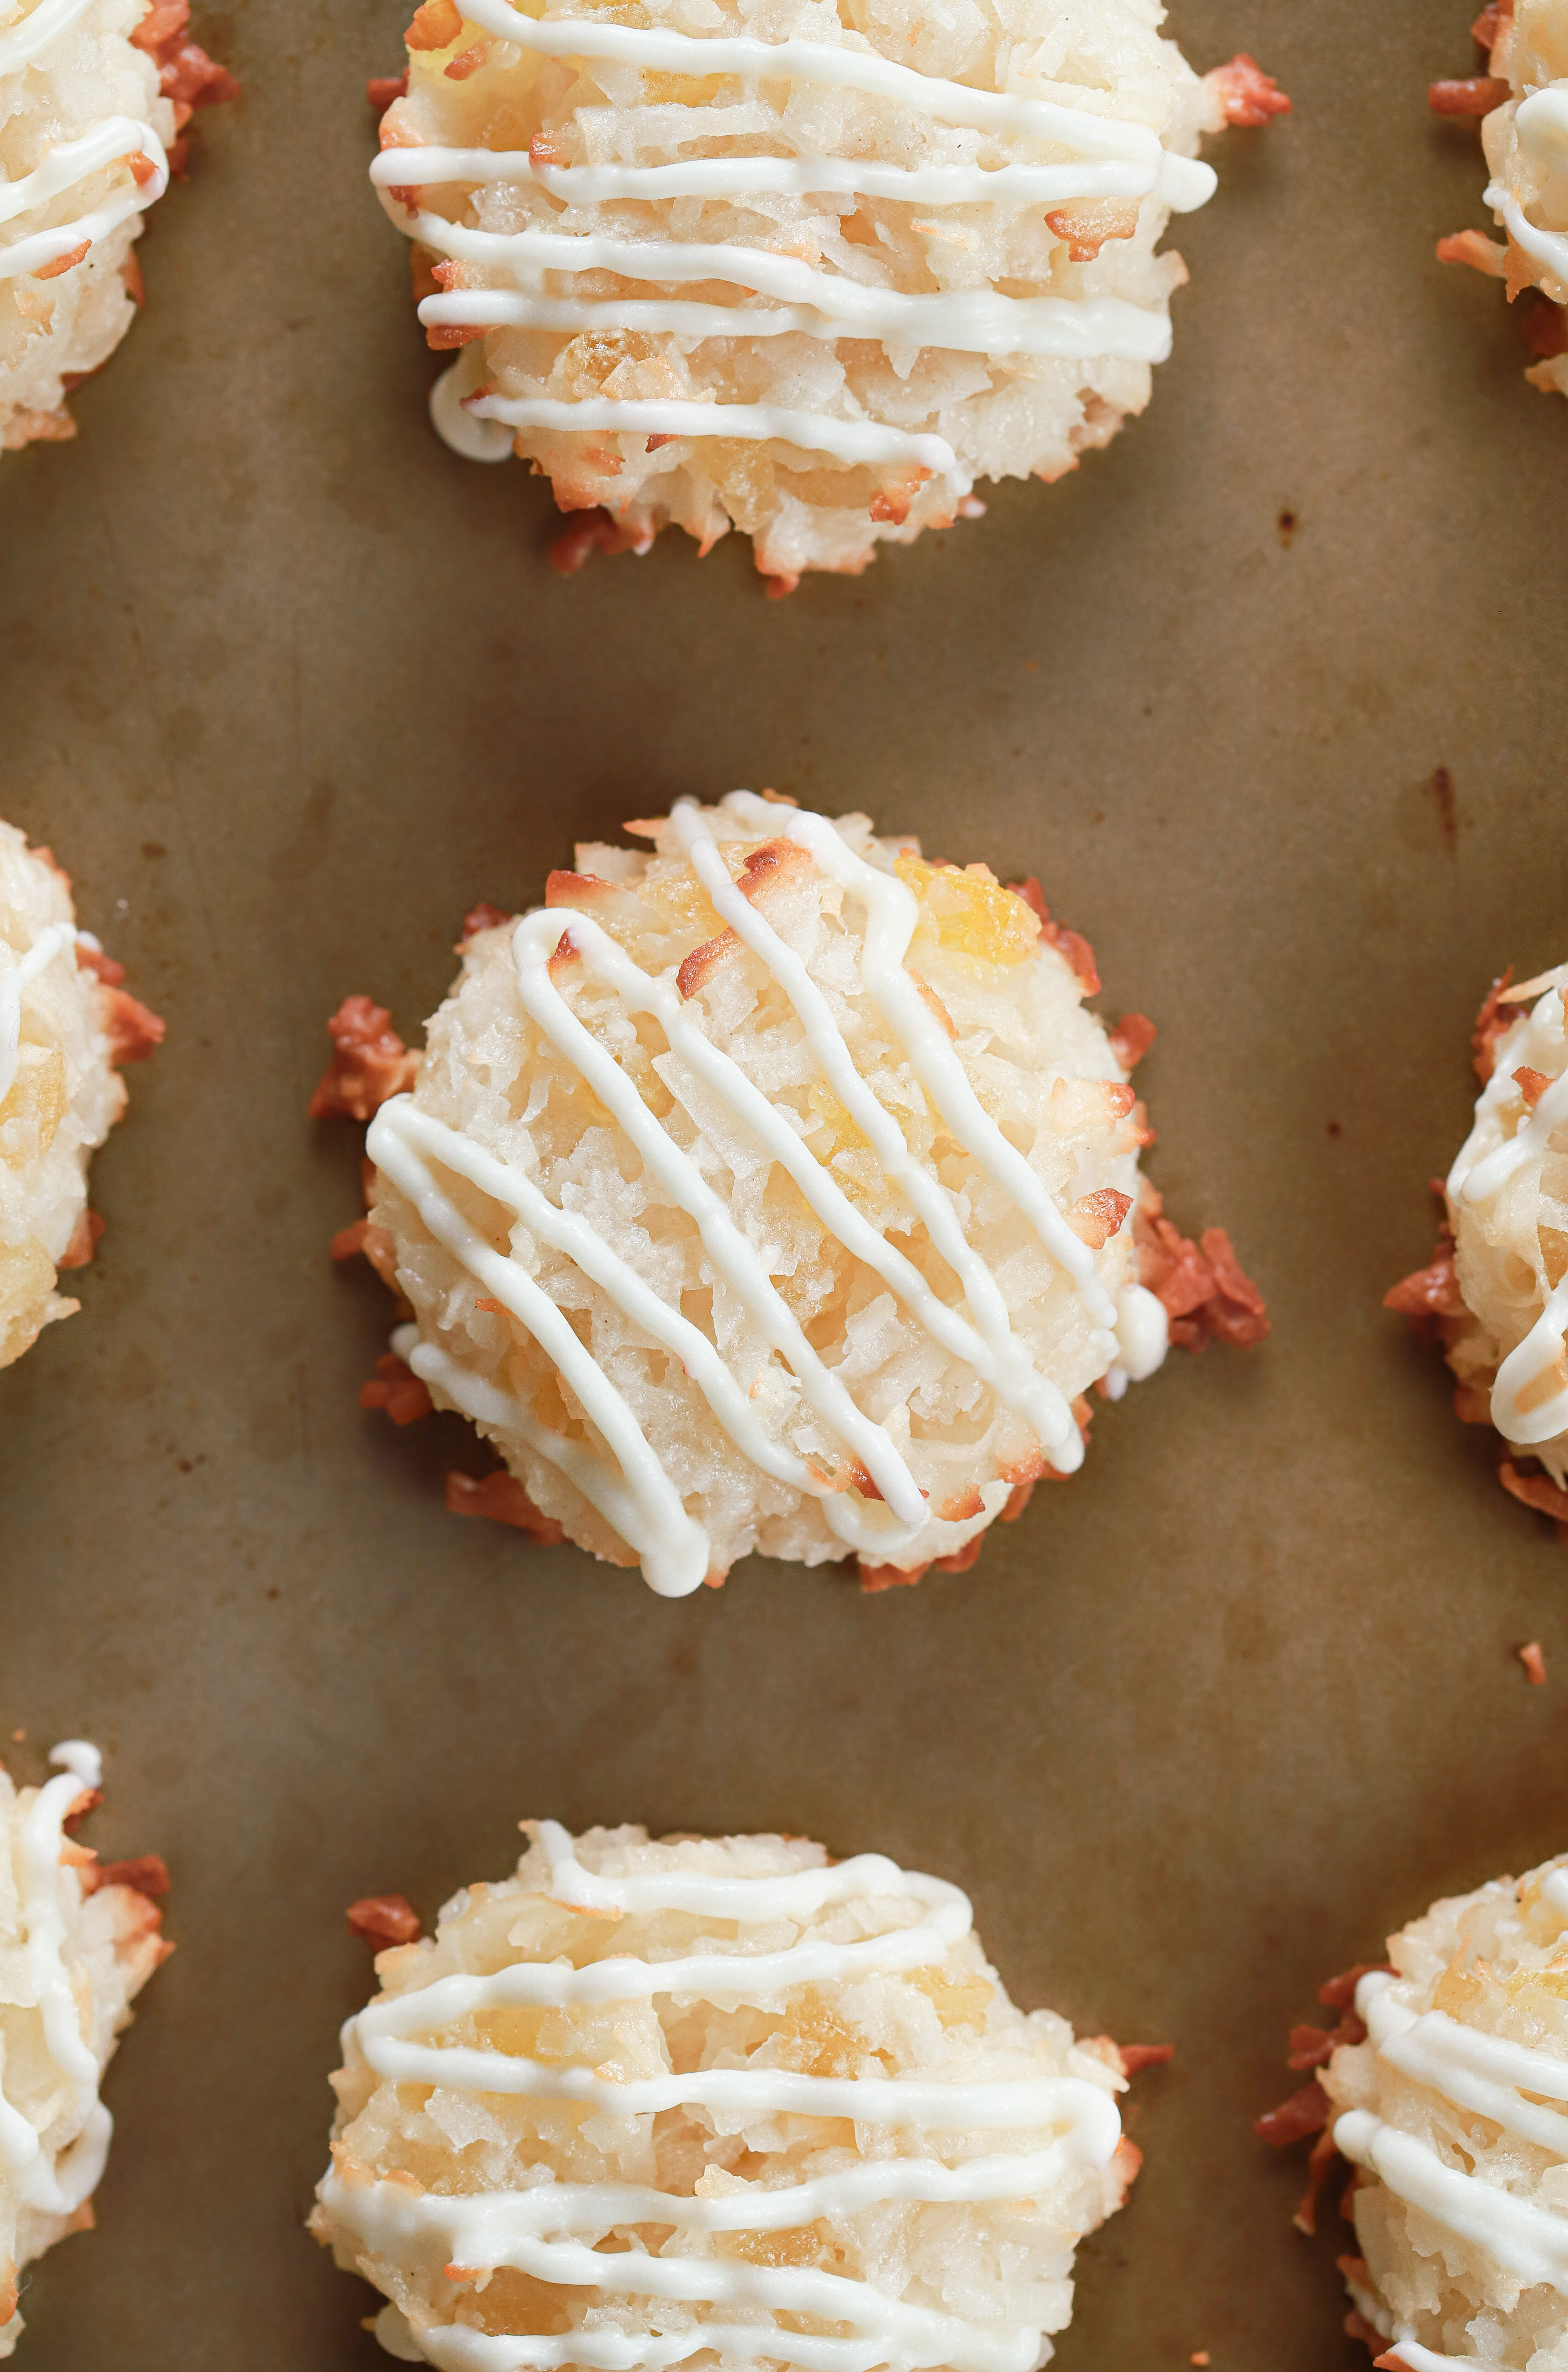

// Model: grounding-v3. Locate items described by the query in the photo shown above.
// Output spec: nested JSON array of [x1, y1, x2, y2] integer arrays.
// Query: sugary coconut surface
[[0, 0, 236, 452], [0, 1757, 170, 2357], [1322, 1851, 1568, 2370], [0, 821, 159, 1369], [374, 0, 1259, 583], [361, 793, 1174, 1593], [312, 1820, 1136, 2372]]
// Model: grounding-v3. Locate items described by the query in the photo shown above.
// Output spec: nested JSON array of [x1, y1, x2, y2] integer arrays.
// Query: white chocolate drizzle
[[324, 1822, 1121, 2372], [1449, 973, 1568, 1448], [0, 0, 170, 285], [0, 117, 168, 282], [369, 795, 1149, 1592], [382, 0, 1215, 480], [1333, 1957, 1568, 2363], [0, 1768, 112, 2223], [412, 223, 1175, 361], [461, 392, 961, 484], [0, 919, 77, 1108], [0, 0, 95, 77]]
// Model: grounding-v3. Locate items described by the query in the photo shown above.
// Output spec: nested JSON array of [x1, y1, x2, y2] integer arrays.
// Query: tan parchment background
[[2, 1, 1567, 2363]]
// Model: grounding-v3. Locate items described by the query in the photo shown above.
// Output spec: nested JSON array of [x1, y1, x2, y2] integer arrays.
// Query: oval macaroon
[[312, 1818, 1170, 2369], [313, 791, 1265, 1593], [369, 2, 1285, 589]]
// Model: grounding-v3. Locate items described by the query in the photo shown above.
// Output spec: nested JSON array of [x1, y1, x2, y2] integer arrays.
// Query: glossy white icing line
[[720, 793, 1118, 1332], [417, 256, 1172, 365], [457, 0, 1211, 178], [428, 360, 513, 461], [464, 393, 961, 485], [669, 801, 1085, 1467], [367, 1098, 712, 1598], [0, 116, 166, 229], [0, 1773, 111, 2219], [539, 1817, 927, 1916], [510, 907, 928, 1524], [0, 919, 77, 1107], [336, 1832, 1120, 2372], [1336, 2106, 1568, 2296], [1449, 979, 1568, 1445], [1362, 1986, 1568, 2153], [0, 0, 93, 77], [47, 1739, 102, 1792], [372, 145, 1175, 210]]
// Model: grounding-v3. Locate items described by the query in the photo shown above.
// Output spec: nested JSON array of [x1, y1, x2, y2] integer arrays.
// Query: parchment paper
[[2, 1, 1567, 2362]]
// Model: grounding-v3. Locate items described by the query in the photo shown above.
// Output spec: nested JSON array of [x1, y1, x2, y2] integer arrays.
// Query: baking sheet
[[3, 0, 1568, 2362]]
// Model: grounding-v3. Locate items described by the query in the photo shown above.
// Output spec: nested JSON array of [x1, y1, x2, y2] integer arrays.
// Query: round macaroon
[[313, 792, 1266, 1593], [1, 0, 237, 454], [371, 2, 1286, 588], [313, 1819, 1162, 2370], [0, 1741, 171, 2357], [0, 820, 163, 1369], [1263, 1848, 1568, 2370], [1431, 0, 1568, 394], [1386, 962, 1568, 1537]]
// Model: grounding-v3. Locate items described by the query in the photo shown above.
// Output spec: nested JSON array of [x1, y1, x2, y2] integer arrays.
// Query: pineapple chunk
[[897, 856, 1040, 967], [0, 1043, 68, 1166]]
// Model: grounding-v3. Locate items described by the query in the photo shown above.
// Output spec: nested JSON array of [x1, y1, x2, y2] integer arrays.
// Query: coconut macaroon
[[1386, 964, 1568, 1539], [314, 792, 1266, 1593], [371, 1, 1287, 589], [0, 820, 163, 1369], [1, 0, 237, 454], [0, 1742, 171, 2357], [1261, 1850, 1568, 2370], [313, 1819, 1158, 2370], [1431, 0, 1568, 395]]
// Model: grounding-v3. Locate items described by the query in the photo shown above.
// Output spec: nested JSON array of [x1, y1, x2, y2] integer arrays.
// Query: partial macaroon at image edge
[[1429, 0, 1568, 392], [0, 820, 163, 1371], [0, 1738, 171, 2360], [1257, 1843, 1568, 2370], [1385, 959, 1568, 1545], [0, 0, 238, 455]]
